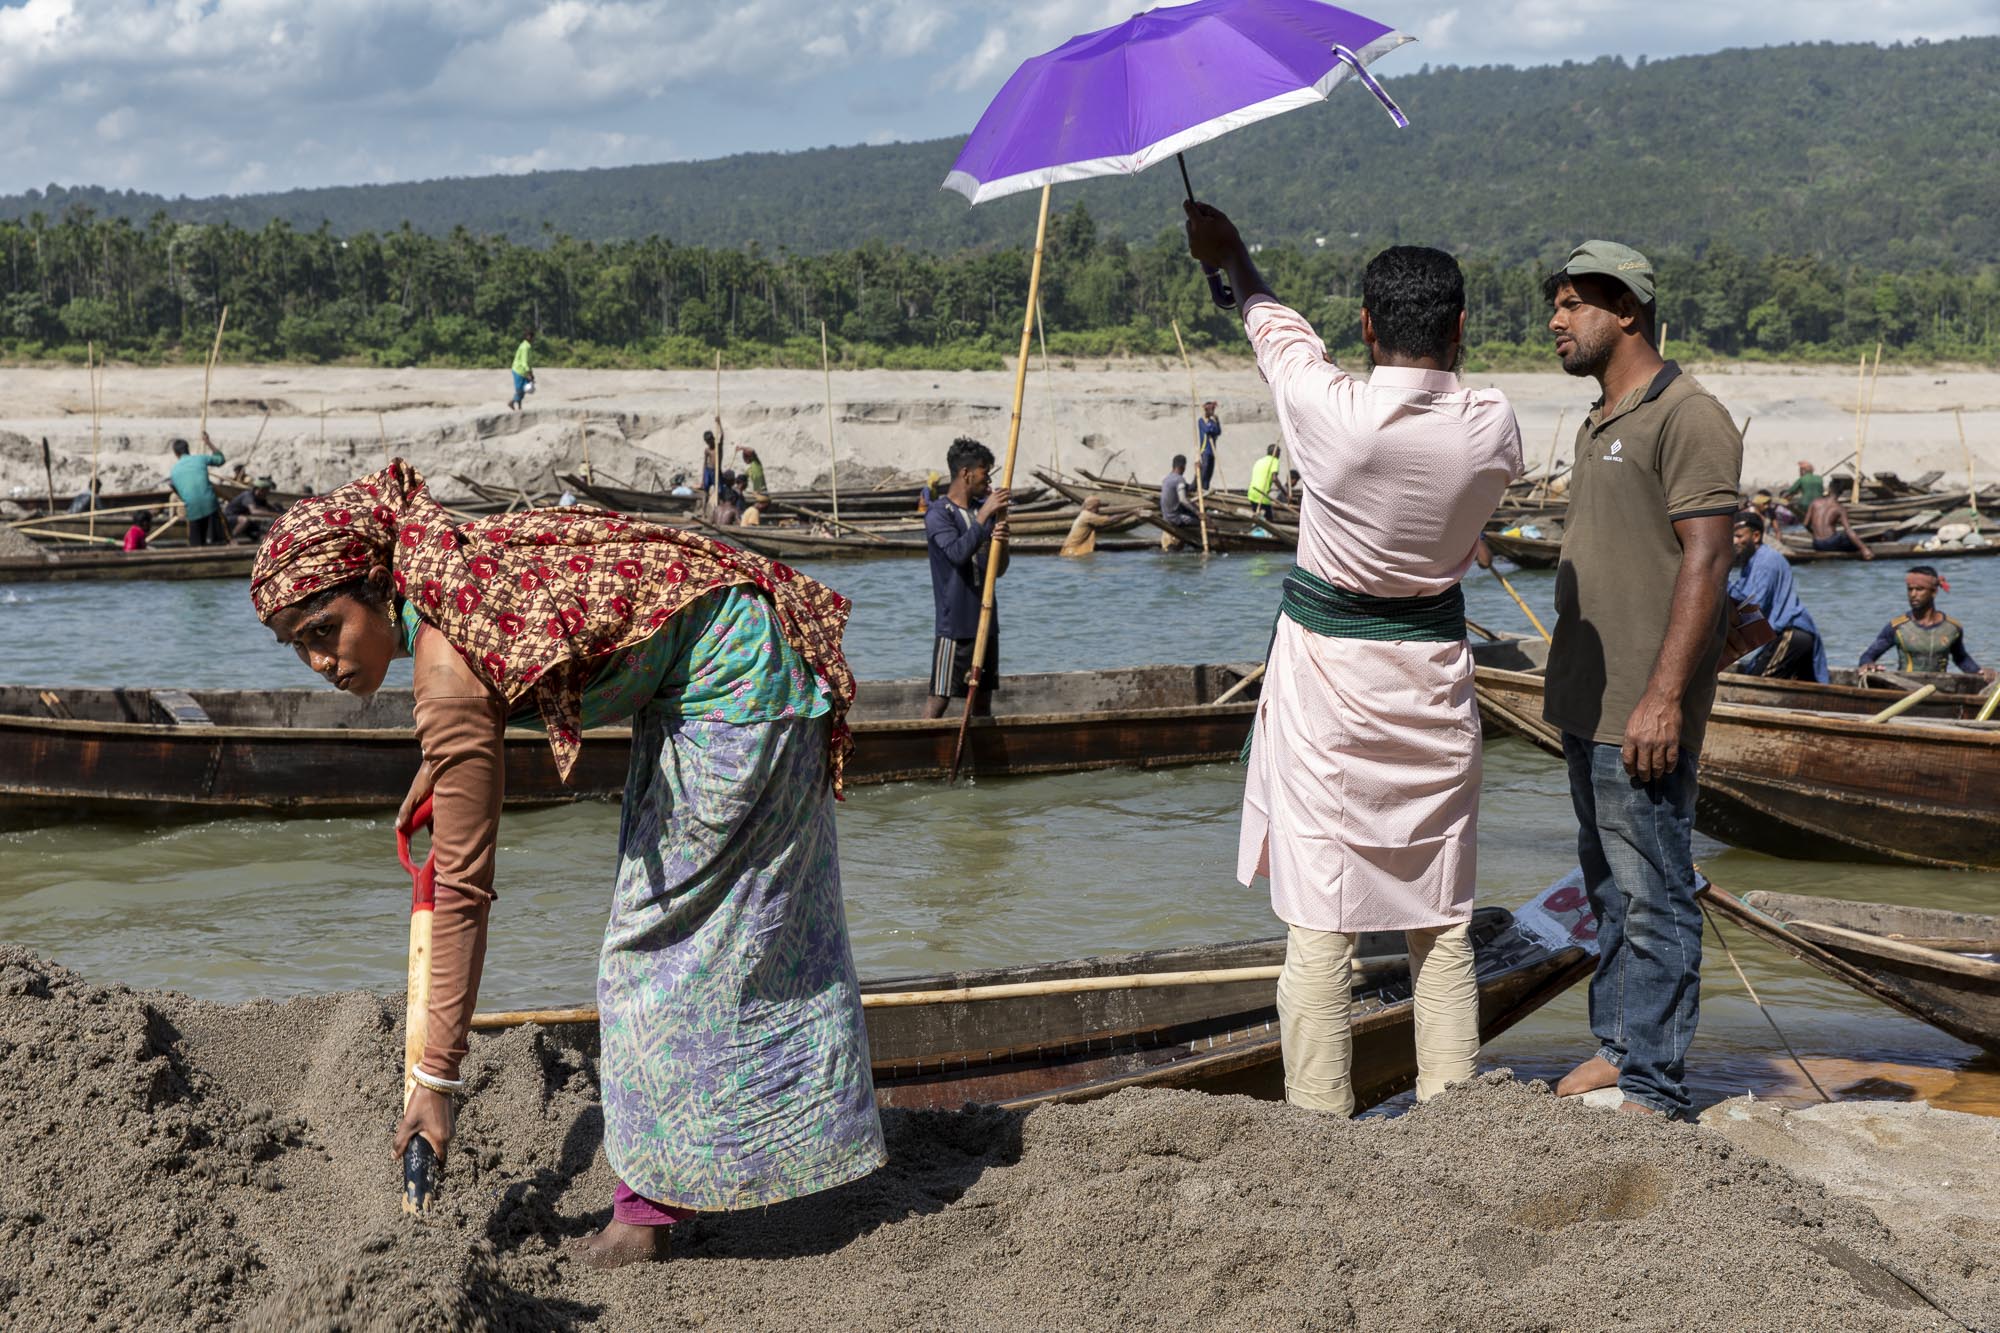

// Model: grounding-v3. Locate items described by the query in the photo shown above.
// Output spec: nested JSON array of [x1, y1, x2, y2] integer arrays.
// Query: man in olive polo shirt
[[1540, 241, 1742, 1119]]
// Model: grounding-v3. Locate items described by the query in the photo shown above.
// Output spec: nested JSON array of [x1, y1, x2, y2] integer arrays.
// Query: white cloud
[[0, 0, 1992, 197]]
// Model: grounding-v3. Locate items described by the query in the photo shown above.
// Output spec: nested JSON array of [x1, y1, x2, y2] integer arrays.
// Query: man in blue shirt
[[168, 433, 229, 546], [1196, 401, 1222, 492], [1727, 512, 1826, 681], [923, 436, 1011, 719]]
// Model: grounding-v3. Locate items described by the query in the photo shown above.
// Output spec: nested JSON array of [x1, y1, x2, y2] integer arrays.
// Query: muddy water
[[3, 549, 1997, 1112]]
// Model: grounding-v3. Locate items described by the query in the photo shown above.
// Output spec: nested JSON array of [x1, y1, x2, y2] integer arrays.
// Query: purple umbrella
[[943, 0, 1412, 207]]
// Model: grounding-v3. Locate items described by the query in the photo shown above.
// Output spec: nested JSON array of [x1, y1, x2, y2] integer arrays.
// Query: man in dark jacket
[[923, 436, 1011, 719]]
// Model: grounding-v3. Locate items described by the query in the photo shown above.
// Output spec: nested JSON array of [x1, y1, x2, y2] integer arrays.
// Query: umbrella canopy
[[943, 0, 1411, 205]]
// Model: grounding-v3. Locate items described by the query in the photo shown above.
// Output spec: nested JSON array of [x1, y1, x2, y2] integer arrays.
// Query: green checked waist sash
[[1278, 566, 1465, 642], [1241, 568, 1464, 762]]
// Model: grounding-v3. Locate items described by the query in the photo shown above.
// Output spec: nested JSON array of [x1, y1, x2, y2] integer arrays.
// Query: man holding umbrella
[[1188, 202, 1523, 1117]]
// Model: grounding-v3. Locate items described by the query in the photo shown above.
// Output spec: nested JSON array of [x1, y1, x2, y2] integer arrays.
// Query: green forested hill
[[4, 38, 1995, 267]]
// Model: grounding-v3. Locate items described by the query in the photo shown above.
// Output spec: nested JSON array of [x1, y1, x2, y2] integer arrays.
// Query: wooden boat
[[1475, 666, 2000, 869], [1700, 886, 2000, 1055], [0, 641, 1547, 825], [1783, 537, 2000, 563], [1718, 668, 1993, 720], [692, 518, 1152, 559], [1480, 531, 1562, 569], [0, 545, 258, 584], [480, 876, 1600, 1114]]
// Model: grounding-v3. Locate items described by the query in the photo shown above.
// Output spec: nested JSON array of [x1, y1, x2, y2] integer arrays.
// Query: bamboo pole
[[378, 412, 389, 469], [949, 184, 1052, 783], [1211, 662, 1265, 706], [316, 399, 326, 495], [87, 342, 100, 541], [1850, 352, 1867, 500], [1738, 414, 1752, 444], [1856, 341, 1883, 498], [198, 305, 229, 440], [1658, 320, 1668, 356], [1866, 684, 1936, 724], [1537, 409, 1566, 500], [1960, 408, 1976, 532], [1493, 568, 1551, 643], [711, 349, 723, 518], [1977, 680, 2000, 724], [820, 321, 840, 526], [469, 961, 1313, 1030], [1169, 319, 1211, 556], [1036, 294, 1058, 478]]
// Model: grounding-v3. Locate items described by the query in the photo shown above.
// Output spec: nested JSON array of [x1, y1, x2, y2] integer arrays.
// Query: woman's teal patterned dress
[[405, 586, 885, 1208]]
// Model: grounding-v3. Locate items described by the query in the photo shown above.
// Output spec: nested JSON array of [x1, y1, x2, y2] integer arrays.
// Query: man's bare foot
[[1555, 1054, 1620, 1097], [571, 1220, 671, 1270], [1617, 1100, 1661, 1116]]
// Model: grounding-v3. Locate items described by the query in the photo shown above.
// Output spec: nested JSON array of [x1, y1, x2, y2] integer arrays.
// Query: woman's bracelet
[[410, 1067, 466, 1095]]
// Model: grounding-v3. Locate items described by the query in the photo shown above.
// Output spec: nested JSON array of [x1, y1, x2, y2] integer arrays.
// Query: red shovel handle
[[398, 793, 437, 910]]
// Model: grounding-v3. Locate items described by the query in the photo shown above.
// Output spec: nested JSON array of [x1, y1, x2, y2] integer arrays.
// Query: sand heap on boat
[[1, 945, 1992, 1331]]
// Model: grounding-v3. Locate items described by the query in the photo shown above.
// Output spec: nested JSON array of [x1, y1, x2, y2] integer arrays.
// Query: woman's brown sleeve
[[410, 628, 508, 1083]]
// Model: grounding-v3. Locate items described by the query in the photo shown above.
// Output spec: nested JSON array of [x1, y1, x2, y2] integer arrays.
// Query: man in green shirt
[[1247, 444, 1283, 517], [1781, 460, 1823, 511], [1539, 240, 1741, 1120], [508, 331, 535, 411], [168, 433, 230, 545]]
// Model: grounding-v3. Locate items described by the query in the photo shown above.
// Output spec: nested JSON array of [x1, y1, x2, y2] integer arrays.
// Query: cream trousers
[[1275, 921, 1478, 1117]]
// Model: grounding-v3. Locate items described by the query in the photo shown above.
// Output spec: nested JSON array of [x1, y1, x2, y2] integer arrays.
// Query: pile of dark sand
[[3, 945, 1991, 1331], [0, 523, 48, 560]]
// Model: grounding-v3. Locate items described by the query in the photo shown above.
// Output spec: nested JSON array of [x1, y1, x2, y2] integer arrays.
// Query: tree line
[[3, 206, 1995, 373]]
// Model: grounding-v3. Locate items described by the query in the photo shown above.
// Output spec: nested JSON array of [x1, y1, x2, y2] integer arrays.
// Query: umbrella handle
[[1202, 265, 1237, 310]]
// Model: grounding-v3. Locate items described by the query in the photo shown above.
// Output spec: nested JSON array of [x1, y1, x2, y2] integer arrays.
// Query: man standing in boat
[[1197, 401, 1222, 493], [923, 436, 1010, 719], [1540, 242, 1742, 1118], [1859, 566, 1996, 680], [1186, 203, 1522, 1118], [1727, 512, 1826, 681]]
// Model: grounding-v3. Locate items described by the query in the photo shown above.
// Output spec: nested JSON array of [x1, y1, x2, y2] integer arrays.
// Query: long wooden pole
[[820, 321, 840, 526], [1865, 684, 1936, 724], [1537, 409, 1566, 501], [1036, 294, 1058, 478], [40, 437, 55, 514], [711, 349, 723, 518], [87, 342, 100, 541], [1957, 409, 1978, 533], [316, 399, 326, 495], [377, 412, 390, 469], [198, 305, 229, 440], [1493, 568, 1551, 643], [1169, 319, 1211, 556], [1856, 341, 1883, 498], [1850, 352, 1867, 500], [949, 184, 1052, 783]]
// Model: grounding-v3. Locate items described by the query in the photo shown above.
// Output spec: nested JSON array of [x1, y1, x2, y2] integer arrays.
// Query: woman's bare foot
[[1555, 1054, 1620, 1097], [572, 1221, 672, 1270]]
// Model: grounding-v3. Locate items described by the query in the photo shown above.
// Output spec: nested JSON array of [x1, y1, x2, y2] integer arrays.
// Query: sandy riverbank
[[2, 361, 1996, 511], [4, 946, 1993, 1331]]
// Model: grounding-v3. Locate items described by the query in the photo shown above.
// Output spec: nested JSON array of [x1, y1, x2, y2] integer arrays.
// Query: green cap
[[1555, 240, 1655, 306]]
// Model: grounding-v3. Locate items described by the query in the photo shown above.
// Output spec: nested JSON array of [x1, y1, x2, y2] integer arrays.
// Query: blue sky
[[1, 0, 1994, 197]]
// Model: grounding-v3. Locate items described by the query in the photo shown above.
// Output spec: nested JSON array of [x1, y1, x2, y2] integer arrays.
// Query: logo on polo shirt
[[1603, 439, 1625, 463]]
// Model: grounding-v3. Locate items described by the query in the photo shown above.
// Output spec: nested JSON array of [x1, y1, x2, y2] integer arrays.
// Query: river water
[[3, 548, 1996, 1112]]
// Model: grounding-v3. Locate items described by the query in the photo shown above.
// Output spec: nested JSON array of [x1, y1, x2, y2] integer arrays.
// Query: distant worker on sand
[[507, 330, 535, 412], [169, 433, 230, 546], [1196, 400, 1222, 492], [1159, 454, 1199, 531], [1059, 496, 1143, 557], [67, 478, 102, 513], [1727, 513, 1826, 681], [1781, 459, 1824, 511], [1187, 201, 1523, 1119], [1248, 444, 1283, 518], [250, 463, 882, 1269], [1859, 566, 1996, 680], [1803, 490, 1873, 558], [122, 510, 152, 552], [923, 436, 1010, 719], [1539, 240, 1742, 1118]]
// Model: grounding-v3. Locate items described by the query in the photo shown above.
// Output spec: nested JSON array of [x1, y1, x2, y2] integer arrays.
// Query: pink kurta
[[1237, 298, 1523, 932]]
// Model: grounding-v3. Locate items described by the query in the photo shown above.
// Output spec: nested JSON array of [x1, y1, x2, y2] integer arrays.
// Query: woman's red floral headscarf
[[250, 462, 856, 793]]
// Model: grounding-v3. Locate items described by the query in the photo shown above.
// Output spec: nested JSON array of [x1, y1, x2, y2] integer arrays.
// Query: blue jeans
[[1198, 445, 1216, 491], [511, 371, 528, 404], [1561, 732, 1702, 1116]]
